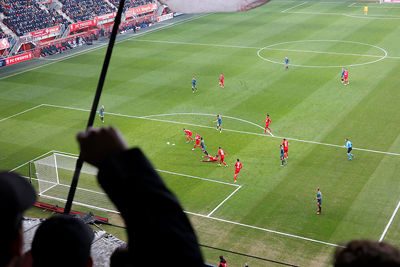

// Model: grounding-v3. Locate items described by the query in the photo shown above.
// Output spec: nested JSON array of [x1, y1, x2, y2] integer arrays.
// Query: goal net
[[32, 152, 118, 213]]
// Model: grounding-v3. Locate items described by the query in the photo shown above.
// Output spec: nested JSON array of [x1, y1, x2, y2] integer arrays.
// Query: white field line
[[186, 211, 344, 248], [39, 183, 58, 195], [39, 194, 119, 214], [0, 14, 210, 80], [141, 112, 265, 130], [10, 150, 55, 172], [379, 200, 400, 242], [281, 1, 308, 13], [157, 169, 239, 187], [131, 39, 400, 60], [287, 10, 400, 19], [41, 103, 400, 157], [348, 2, 356, 7], [132, 39, 260, 49], [0, 104, 44, 123], [207, 185, 242, 217]]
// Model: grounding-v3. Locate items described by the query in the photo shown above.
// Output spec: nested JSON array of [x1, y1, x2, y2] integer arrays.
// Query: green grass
[[2, 1, 400, 266]]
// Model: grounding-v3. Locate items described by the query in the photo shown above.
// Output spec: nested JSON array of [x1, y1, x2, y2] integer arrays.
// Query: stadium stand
[[0, 0, 68, 36], [59, 0, 116, 22], [109, 0, 154, 11]]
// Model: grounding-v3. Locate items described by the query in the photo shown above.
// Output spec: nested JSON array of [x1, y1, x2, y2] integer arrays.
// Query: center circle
[[257, 40, 387, 68]]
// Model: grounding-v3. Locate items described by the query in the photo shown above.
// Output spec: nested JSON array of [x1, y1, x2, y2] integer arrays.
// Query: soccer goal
[[31, 152, 118, 213]]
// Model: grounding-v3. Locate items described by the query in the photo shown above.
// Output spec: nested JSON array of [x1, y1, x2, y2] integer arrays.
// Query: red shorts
[[265, 124, 270, 128], [220, 155, 225, 161], [235, 169, 240, 174], [284, 147, 288, 153], [188, 133, 192, 137], [195, 141, 200, 145], [344, 76, 348, 80], [220, 80, 224, 83]]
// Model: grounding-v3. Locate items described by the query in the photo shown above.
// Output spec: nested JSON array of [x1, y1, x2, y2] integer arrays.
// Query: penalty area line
[[40, 103, 400, 157], [379, 200, 400, 242], [0, 104, 44, 123], [207, 185, 242, 217], [185, 211, 344, 248], [281, 1, 308, 13]]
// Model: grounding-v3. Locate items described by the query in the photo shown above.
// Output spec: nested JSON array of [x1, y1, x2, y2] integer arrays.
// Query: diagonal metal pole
[[64, 0, 126, 214]]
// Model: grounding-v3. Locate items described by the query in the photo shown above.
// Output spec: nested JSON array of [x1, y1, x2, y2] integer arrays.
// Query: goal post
[[31, 152, 118, 213]]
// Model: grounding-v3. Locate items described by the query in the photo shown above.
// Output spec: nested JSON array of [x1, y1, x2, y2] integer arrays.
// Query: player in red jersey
[[282, 138, 289, 159], [264, 114, 272, 134], [192, 133, 202, 150], [219, 73, 224, 88], [234, 159, 242, 183], [183, 128, 194, 143], [201, 154, 219, 162], [344, 69, 349, 85], [218, 147, 228, 166]]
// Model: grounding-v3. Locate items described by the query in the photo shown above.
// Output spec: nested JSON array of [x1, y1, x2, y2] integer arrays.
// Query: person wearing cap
[[77, 126, 204, 267], [0, 172, 36, 267], [31, 215, 94, 267]]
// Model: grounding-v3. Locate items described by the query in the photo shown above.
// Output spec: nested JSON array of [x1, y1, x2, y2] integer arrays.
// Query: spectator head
[[31, 215, 94, 267], [334, 240, 400, 267], [0, 171, 36, 267]]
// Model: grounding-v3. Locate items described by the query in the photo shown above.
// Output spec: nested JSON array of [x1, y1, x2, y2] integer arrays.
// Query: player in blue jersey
[[315, 188, 322, 214], [284, 56, 290, 70], [345, 138, 354, 160], [214, 115, 222, 133], [99, 105, 104, 123], [200, 137, 208, 155], [341, 67, 345, 83], [280, 145, 286, 166], [192, 77, 198, 93]]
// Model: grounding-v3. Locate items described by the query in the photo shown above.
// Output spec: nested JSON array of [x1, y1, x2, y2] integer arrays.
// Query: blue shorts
[[192, 83, 196, 87], [99, 112, 104, 117]]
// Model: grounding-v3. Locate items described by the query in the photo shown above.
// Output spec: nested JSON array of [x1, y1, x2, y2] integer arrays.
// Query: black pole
[[64, 0, 126, 214]]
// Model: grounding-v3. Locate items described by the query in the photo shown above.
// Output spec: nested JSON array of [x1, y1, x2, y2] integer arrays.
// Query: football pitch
[[2, 0, 400, 265]]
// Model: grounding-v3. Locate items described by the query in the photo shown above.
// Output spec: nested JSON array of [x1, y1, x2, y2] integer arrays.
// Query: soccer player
[[315, 188, 322, 214], [282, 138, 289, 159], [364, 6, 368, 15], [264, 114, 271, 134], [219, 73, 224, 88], [234, 159, 242, 183], [340, 67, 345, 83], [183, 128, 194, 143], [218, 147, 228, 166], [201, 154, 219, 162], [280, 144, 286, 166], [284, 56, 289, 70], [192, 133, 202, 150], [192, 77, 198, 93], [200, 137, 208, 155], [99, 105, 104, 123], [344, 69, 349, 85], [345, 138, 354, 160], [214, 115, 222, 133]]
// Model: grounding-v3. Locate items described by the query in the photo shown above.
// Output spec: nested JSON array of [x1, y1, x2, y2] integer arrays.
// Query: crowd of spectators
[[0, 0, 67, 36], [59, 0, 116, 22], [109, 0, 153, 12]]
